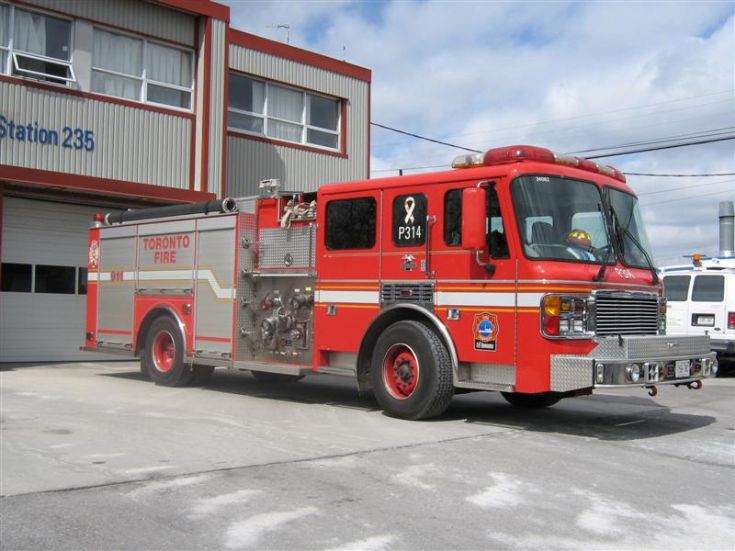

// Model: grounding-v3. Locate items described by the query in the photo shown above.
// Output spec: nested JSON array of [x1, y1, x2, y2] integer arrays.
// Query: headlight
[[541, 294, 590, 338], [625, 363, 642, 383]]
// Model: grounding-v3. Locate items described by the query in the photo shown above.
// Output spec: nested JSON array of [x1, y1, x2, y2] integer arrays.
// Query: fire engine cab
[[84, 145, 717, 419]]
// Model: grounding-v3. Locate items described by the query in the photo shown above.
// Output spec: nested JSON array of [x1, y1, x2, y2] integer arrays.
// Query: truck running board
[[233, 360, 311, 377]]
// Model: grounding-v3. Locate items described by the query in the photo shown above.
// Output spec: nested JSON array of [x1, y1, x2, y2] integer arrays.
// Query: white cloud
[[223, 0, 734, 264]]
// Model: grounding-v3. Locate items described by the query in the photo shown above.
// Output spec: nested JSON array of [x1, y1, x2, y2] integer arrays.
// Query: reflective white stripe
[[197, 270, 236, 300], [95, 272, 134, 282], [88, 272, 98, 282], [518, 293, 545, 308], [138, 270, 194, 280], [316, 290, 379, 304], [434, 291, 544, 308], [97, 269, 235, 300]]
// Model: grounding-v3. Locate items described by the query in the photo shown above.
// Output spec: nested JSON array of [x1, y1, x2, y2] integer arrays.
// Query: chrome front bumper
[[550, 335, 717, 392]]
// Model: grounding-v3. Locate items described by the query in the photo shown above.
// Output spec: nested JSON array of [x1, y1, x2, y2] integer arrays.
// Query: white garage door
[[1, 197, 125, 362]]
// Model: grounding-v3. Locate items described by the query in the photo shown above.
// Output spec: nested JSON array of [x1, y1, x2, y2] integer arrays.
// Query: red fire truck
[[84, 145, 717, 419]]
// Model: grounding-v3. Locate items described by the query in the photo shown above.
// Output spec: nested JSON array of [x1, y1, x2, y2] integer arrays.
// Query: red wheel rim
[[152, 331, 175, 373], [382, 343, 420, 400]]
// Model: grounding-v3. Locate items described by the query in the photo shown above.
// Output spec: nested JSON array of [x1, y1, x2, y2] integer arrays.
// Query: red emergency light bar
[[452, 145, 627, 183]]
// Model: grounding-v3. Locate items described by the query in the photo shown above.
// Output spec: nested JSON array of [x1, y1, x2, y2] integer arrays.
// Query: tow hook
[[687, 380, 703, 390], [646, 385, 658, 397]]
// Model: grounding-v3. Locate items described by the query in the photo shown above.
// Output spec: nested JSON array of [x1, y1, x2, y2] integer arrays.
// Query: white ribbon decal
[[404, 196, 416, 224]]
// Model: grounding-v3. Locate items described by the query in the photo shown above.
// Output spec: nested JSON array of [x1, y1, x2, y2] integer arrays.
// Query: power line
[[641, 188, 734, 206], [569, 128, 734, 155], [371, 122, 481, 153], [582, 135, 735, 159], [371, 137, 735, 175], [626, 172, 735, 177], [376, 95, 734, 150], [637, 179, 734, 196]]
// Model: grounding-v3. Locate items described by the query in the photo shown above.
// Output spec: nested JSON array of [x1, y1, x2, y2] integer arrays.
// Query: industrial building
[[0, 0, 371, 361]]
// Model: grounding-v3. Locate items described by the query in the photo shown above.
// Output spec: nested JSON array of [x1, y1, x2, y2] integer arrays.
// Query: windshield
[[607, 188, 654, 268], [512, 175, 611, 264]]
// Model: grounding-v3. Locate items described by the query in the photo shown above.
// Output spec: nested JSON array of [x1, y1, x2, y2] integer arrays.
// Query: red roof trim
[[228, 29, 371, 83], [153, 0, 230, 22], [1, 166, 214, 204]]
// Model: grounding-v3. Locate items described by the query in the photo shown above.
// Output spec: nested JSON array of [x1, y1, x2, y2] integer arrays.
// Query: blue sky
[[223, 0, 735, 266]]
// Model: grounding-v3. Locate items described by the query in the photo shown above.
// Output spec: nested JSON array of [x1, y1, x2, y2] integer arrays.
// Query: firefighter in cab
[[566, 228, 596, 261]]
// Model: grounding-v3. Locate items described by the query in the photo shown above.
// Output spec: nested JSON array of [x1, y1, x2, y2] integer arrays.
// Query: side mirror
[[461, 187, 486, 251]]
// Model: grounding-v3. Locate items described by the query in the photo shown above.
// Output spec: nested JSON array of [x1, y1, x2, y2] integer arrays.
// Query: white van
[[662, 257, 735, 363]]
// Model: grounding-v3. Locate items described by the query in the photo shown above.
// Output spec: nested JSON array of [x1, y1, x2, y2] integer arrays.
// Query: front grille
[[381, 282, 433, 307], [593, 291, 659, 336]]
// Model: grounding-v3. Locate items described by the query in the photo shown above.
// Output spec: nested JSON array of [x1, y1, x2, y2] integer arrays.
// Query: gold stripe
[[317, 286, 379, 291], [315, 303, 379, 310]]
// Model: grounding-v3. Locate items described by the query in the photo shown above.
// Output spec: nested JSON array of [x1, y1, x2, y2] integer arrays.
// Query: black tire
[[139, 357, 150, 379], [501, 392, 562, 408], [251, 371, 304, 383], [144, 316, 193, 386], [191, 364, 215, 385], [371, 320, 454, 420]]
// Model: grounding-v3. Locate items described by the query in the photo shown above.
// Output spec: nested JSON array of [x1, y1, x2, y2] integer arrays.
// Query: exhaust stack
[[720, 201, 734, 257]]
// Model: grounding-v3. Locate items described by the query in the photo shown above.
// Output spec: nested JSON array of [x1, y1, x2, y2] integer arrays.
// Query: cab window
[[444, 190, 461, 246], [325, 197, 376, 250], [444, 185, 508, 258]]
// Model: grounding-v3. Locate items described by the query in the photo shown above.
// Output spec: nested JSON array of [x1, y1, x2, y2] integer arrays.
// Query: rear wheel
[[144, 316, 193, 386], [371, 321, 454, 420], [501, 392, 561, 408], [139, 357, 150, 380]]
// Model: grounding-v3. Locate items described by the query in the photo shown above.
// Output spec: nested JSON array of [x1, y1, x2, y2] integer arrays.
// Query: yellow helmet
[[567, 228, 592, 249]]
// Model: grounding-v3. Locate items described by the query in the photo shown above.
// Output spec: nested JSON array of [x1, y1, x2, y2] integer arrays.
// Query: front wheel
[[371, 321, 454, 420], [501, 392, 562, 408], [144, 316, 193, 386]]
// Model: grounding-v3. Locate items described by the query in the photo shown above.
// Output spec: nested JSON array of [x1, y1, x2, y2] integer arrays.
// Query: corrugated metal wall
[[21, 0, 195, 46], [227, 133, 366, 195], [0, 81, 192, 188], [227, 45, 370, 196], [207, 19, 227, 196]]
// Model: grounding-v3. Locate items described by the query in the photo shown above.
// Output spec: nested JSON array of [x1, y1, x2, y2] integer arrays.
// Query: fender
[[135, 304, 188, 357], [357, 303, 459, 383]]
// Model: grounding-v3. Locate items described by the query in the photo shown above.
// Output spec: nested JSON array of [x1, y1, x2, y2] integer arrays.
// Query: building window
[[0, 4, 75, 84], [92, 27, 193, 109], [77, 267, 88, 295], [325, 198, 376, 250], [0, 4, 8, 73], [1, 263, 32, 292], [35, 265, 76, 294], [228, 72, 341, 151]]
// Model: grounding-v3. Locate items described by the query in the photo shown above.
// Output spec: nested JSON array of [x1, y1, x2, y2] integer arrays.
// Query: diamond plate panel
[[550, 356, 594, 392], [591, 335, 711, 360], [258, 226, 315, 271], [467, 363, 516, 386]]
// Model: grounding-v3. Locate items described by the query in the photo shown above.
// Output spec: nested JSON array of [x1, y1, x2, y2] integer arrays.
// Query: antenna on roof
[[267, 24, 290, 44]]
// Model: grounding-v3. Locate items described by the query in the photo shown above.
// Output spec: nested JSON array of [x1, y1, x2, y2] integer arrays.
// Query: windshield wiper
[[613, 198, 659, 284], [594, 196, 617, 282], [619, 222, 659, 284]]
